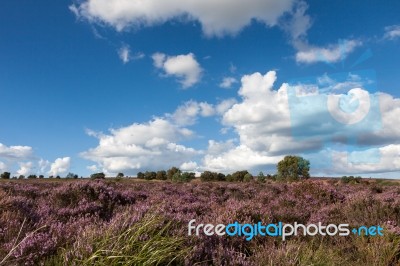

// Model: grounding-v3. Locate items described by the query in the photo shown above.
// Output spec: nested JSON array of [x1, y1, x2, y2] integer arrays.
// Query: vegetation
[[90, 172, 106, 179], [0, 172, 10, 179], [0, 179, 398, 265], [277, 155, 310, 181]]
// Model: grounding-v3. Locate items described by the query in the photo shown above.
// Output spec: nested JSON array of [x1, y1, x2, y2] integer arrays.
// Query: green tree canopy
[[277, 155, 310, 181]]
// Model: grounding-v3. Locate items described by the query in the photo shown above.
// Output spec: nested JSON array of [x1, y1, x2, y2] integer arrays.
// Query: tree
[[277, 155, 310, 181], [66, 172, 77, 179], [167, 167, 180, 180], [257, 171, 266, 182], [144, 171, 157, 180], [200, 171, 217, 182], [172, 172, 195, 182], [156, 170, 167, 180], [243, 173, 253, 182], [38, 175, 44, 179], [90, 172, 105, 179], [27, 174, 37, 179], [230, 170, 250, 182], [18, 175, 25, 179], [137, 172, 145, 179], [116, 172, 124, 179], [0, 172, 10, 179]]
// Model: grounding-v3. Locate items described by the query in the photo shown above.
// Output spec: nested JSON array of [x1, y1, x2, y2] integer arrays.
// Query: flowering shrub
[[0, 179, 398, 265]]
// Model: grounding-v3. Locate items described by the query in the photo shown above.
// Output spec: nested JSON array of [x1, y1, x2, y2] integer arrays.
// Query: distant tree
[[341, 175, 362, 184], [18, 175, 25, 179], [137, 172, 145, 179], [172, 172, 195, 183], [144, 171, 157, 180], [66, 172, 78, 179], [167, 167, 180, 180], [116, 172, 124, 179], [156, 170, 167, 180], [217, 173, 226, 181], [49, 175, 54, 179], [90, 172, 105, 179], [200, 171, 217, 182], [27, 174, 37, 179], [230, 170, 250, 182], [277, 155, 310, 181], [56, 175, 61, 179], [0, 172, 10, 179], [243, 173, 253, 182], [257, 171, 266, 182], [226, 174, 233, 182], [38, 175, 44, 179]]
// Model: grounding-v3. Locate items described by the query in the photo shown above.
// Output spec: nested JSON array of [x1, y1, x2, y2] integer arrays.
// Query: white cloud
[[117, 45, 144, 63], [0, 143, 33, 159], [180, 161, 198, 171], [81, 118, 201, 175], [152, 53, 202, 88], [280, 1, 311, 41], [384, 25, 400, 40], [87, 164, 99, 172], [330, 144, 400, 175], [0, 161, 7, 172], [168, 100, 215, 126], [70, 0, 295, 37], [49, 157, 71, 176], [216, 98, 237, 115], [118, 45, 131, 64], [81, 69, 400, 176], [219, 77, 237, 89], [38, 159, 50, 173], [17, 162, 33, 176], [295, 40, 361, 64]]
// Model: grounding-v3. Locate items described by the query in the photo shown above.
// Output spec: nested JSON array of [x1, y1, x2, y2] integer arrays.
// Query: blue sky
[[1, 0, 400, 177]]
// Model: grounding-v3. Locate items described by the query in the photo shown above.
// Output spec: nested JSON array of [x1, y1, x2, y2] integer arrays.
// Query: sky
[[1, 0, 400, 178]]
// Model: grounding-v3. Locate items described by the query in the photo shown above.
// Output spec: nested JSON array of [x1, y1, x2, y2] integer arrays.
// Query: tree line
[[0, 155, 311, 182]]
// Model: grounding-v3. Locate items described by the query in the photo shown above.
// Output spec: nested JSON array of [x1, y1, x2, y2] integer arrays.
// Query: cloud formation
[[295, 40, 360, 64], [152, 53, 203, 88], [70, 0, 295, 37], [81, 118, 200, 174], [384, 25, 400, 40], [219, 77, 238, 89], [81, 70, 400, 176], [49, 157, 71, 176], [0, 143, 33, 159]]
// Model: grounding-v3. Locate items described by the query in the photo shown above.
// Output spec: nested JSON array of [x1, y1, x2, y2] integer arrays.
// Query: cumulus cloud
[[70, 0, 295, 37], [0, 143, 33, 159], [81, 118, 201, 175], [81, 69, 400, 176], [384, 25, 400, 40], [49, 157, 71, 176], [202, 70, 400, 174], [167, 100, 215, 126], [152, 53, 202, 88], [219, 77, 238, 89], [180, 161, 198, 171], [17, 162, 34, 176], [295, 40, 361, 64]]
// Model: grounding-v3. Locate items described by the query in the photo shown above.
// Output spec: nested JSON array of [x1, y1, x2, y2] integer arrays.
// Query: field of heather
[[0, 179, 399, 265]]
